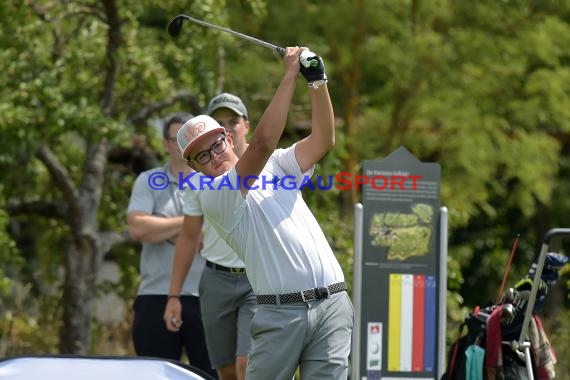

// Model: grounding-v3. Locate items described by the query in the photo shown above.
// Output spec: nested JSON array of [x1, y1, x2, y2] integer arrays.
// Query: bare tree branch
[[5, 199, 68, 220], [100, 0, 121, 116], [35, 145, 81, 225], [127, 91, 203, 125], [68, 3, 106, 39], [59, 0, 105, 21], [98, 230, 132, 257], [108, 144, 159, 174]]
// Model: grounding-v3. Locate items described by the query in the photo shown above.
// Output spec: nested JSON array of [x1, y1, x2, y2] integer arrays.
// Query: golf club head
[[167, 15, 185, 37]]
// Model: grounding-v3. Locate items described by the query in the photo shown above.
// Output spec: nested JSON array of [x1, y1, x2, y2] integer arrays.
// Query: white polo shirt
[[180, 173, 246, 269], [183, 144, 345, 295]]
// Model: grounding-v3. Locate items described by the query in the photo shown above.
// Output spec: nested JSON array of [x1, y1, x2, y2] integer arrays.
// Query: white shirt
[[184, 144, 345, 294], [180, 172, 246, 268]]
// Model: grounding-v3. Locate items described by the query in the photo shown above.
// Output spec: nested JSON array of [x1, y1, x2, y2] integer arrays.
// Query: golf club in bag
[[167, 14, 319, 69]]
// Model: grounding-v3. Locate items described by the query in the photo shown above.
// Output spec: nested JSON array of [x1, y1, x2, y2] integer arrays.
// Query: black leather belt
[[256, 282, 347, 304], [206, 260, 246, 274]]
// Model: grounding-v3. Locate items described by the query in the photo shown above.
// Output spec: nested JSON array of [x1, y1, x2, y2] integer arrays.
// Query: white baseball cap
[[177, 115, 225, 159]]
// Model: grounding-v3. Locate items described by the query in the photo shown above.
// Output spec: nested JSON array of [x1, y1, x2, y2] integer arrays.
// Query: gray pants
[[246, 291, 354, 380], [199, 265, 256, 368]]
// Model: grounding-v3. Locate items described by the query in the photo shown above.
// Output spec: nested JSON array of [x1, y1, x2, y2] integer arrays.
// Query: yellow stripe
[[388, 273, 402, 371]]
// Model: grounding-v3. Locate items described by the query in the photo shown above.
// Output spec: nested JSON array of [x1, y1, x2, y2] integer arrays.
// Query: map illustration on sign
[[368, 203, 433, 261]]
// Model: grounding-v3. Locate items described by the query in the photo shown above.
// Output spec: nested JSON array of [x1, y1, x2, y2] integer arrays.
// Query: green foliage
[[0, 209, 23, 300], [0, 283, 62, 356], [544, 309, 570, 379]]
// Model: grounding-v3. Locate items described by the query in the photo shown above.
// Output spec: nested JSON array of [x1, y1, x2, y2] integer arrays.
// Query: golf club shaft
[[175, 14, 285, 56]]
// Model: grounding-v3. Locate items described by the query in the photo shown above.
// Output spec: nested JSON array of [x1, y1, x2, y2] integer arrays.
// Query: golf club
[[168, 14, 286, 56]]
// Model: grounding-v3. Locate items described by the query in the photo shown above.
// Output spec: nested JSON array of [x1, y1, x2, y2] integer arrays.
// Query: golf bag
[[443, 306, 539, 380], [442, 251, 567, 380]]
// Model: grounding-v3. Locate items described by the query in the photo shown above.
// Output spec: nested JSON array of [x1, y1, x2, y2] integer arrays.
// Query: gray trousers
[[246, 291, 354, 380], [199, 265, 256, 368]]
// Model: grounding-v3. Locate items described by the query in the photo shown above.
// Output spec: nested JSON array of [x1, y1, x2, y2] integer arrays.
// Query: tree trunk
[[60, 139, 109, 353], [59, 236, 98, 354], [333, 0, 365, 215]]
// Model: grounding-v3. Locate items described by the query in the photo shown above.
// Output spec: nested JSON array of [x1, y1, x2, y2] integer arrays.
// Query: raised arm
[[163, 214, 203, 332], [235, 47, 303, 192], [294, 53, 334, 173], [294, 84, 334, 173]]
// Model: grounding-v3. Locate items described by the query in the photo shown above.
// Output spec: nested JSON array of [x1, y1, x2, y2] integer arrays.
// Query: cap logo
[[213, 95, 239, 106], [186, 121, 206, 140]]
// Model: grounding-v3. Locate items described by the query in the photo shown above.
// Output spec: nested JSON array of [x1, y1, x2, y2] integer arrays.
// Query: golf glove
[[299, 50, 327, 88]]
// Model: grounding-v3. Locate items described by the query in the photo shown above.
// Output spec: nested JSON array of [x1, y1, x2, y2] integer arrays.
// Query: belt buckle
[[315, 286, 330, 299], [230, 267, 243, 274]]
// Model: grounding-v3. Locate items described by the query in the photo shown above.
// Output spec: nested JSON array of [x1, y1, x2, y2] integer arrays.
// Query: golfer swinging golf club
[[164, 47, 353, 379]]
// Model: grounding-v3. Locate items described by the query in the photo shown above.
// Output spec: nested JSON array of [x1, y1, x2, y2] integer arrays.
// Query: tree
[[0, 0, 205, 353]]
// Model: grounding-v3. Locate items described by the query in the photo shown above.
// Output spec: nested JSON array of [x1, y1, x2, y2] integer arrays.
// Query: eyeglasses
[[188, 135, 227, 165]]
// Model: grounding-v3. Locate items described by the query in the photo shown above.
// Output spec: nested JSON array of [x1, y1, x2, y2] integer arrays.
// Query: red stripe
[[412, 274, 425, 371]]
